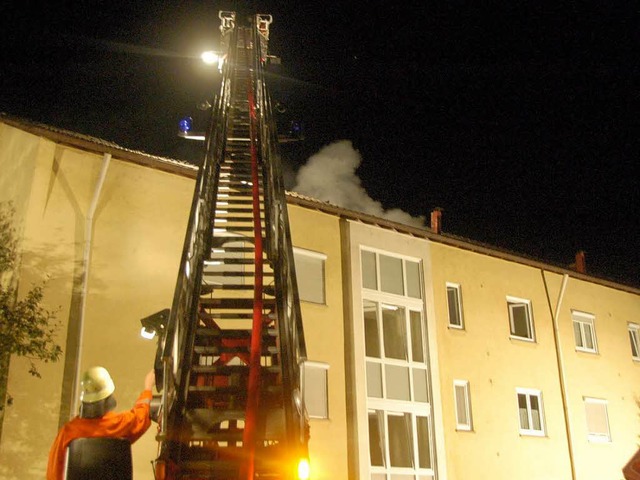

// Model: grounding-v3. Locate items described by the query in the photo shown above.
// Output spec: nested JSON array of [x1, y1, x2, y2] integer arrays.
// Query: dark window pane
[[416, 416, 432, 469], [510, 303, 530, 338], [447, 287, 461, 327], [573, 321, 583, 347], [410, 310, 424, 362], [584, 325, 594, 350], [388, 414, 412, 468], [455, 384, 468, 426], [368, 411, 385, 466], [530, 395, 541, 431], [518, 393, 529, 429], [630, 330, 639, 357], [383, 305, 407, 360], [364, 300, 380, 358]]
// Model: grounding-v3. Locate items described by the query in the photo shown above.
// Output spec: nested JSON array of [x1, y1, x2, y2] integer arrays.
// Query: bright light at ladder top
[[201, 51, 219, 65]]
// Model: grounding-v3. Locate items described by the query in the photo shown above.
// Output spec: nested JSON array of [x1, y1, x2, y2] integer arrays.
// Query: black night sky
[[1, 1, 638, 286]]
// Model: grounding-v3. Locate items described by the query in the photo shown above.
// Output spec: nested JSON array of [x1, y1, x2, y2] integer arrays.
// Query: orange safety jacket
[[46, 389, 152, 480]]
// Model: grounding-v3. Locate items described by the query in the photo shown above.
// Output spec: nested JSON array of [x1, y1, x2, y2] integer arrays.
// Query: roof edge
[[3, 114, 638, 295]]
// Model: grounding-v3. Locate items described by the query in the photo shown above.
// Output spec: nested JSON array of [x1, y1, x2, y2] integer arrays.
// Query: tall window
[[516, 388, 545, 436], [361, 249, 434, 479], [572, 311, 597, 353], [293, 247, 326, 304], [446, 283, 464, 329], [584, 397, 611, 442], [453, 380, 472, 431], [629, 324, 640, 361], [507, 297, 535, 341]]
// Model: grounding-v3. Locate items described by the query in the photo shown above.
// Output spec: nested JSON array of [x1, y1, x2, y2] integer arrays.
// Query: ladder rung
[[191, 365, 280, 374], [201, 271, 274, 277], [193, 345, 278, 355], [194, 328, 277, 338], [199, 297, 276, 309]]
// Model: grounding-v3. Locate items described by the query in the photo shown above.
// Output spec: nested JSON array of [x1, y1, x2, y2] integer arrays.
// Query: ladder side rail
[[158, 24, 237, 443], [252, 21, 310, 452], [241, 25, 266, 479]]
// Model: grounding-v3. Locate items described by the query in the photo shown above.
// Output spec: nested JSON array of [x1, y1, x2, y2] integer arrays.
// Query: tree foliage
[[0, 203, 62, 408]]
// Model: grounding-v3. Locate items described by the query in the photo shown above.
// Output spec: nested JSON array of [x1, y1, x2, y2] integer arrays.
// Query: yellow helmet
[[80, 366, 115, 403]]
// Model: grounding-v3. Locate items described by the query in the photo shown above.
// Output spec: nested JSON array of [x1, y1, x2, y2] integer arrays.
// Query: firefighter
[[46, 366, 155, 480]]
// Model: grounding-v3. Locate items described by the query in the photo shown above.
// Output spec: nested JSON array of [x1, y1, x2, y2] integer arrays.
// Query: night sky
[[1, 1, 638, 286]]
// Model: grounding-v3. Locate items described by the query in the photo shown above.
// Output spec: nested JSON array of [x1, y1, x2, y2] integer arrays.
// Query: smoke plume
[[293, 141, 425, 228]]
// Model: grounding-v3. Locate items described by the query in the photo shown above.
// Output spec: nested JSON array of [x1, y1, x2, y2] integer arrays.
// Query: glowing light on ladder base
[[297, 458, 310, 480]]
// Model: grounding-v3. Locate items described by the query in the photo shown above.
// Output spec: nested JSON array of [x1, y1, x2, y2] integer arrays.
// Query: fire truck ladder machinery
[[154, 12, 310, 480]]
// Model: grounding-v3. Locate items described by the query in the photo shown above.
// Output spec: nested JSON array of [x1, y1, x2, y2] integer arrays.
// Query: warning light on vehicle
[[297, 458, 310, 480], [179, 117, 193, 133]]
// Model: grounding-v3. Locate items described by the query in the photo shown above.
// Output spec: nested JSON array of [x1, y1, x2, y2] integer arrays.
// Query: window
[[303, 361, 329, 419], [572, 311, 597, 353], [293, 248, 326, 304], [446, 283, 464, 329], [361, 249, 422, 299], [367, 410, 433, 472], [361, 249, 434, 479], [507, 297, 535, 341], [584, 397, 611, 442], [629, 324, 640, 361], [516, 388, 545, 436], [454, 380, 472, 431], [364, 300, 428, 403]]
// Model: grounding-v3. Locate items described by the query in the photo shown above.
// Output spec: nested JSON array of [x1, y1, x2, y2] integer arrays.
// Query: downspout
[[544, 272, 575, 479], [70, 153, 111, 416]]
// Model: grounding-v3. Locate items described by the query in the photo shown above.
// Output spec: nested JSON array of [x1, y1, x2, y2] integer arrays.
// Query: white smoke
[[293, 140, 425, 228]]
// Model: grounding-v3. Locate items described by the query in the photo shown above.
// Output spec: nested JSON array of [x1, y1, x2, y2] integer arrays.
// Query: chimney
[[430, 208, 442, 234], [574, 250, 586, 274]]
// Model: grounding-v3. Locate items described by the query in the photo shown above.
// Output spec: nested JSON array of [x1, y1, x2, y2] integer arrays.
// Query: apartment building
[[0, 116, 638, 479]]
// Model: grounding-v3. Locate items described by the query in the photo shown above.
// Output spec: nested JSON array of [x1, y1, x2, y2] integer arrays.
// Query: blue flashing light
[[179, 116, 193, 133]]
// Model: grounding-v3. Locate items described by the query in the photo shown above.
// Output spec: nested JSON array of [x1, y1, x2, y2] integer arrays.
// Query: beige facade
[[0, 117, 638, 479]]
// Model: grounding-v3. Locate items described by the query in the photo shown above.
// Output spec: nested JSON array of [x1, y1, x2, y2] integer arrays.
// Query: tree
[[0, 203, 62, 412]]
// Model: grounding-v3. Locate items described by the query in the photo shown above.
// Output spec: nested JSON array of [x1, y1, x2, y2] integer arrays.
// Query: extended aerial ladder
[[153, 12, 309, 479]]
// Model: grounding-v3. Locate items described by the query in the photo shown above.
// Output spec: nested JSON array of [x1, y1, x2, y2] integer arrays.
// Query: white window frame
[[507, 296, 535, 342], [516, 388, 545, 436], [360, 248, 434, 479], [293, 247, 327, 304], [629, 323, 640, 361], [453, 379, 472, 431], [360, 248, 423, 300], [302, 361, 330, 419], [584, 397, 611, 443], [572, 311, 598, 353], [446, 283, 464, 329]]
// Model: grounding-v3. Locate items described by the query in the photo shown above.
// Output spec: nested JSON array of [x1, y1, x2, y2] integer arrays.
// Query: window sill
[[519, 430, 546, 437], [575, 347, 599, 355], [509, 335, 536, 343], [448, 324, 465, 331], [455, 426, 473, 432]]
